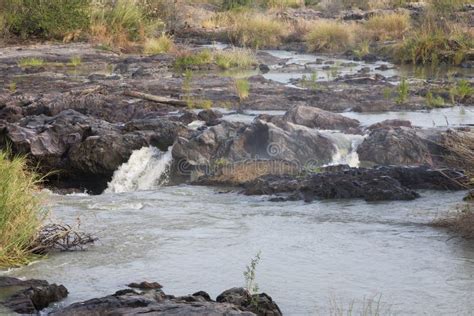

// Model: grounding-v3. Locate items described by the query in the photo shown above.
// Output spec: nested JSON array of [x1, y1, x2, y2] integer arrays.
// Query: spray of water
[[106, 146, 173, 193]]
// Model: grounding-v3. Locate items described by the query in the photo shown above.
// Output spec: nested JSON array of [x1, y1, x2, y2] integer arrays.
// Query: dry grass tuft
[[439, 131, 474, 182], [365, 12, 411, 41], [432, 204, 474, 239], [305, 20, 356, 52], [143, 34, 175, 55]]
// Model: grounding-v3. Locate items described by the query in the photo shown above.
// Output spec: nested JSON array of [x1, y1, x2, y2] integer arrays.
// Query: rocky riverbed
[[0, 40, 473, 315]]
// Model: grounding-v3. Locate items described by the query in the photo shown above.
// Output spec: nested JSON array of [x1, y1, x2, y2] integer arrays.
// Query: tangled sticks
[[31, 223, 97, 255]]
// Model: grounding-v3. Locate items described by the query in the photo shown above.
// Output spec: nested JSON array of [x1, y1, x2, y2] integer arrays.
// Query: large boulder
[[0, 277, 68, 314], [0, 110, 186, 193], [357, 127, 433, 166], [172, 120, 336, 175], [282, 105, 361, 133]]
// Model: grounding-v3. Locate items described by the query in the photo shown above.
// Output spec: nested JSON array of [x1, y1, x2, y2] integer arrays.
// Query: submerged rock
[[51, 285, 281, 316], [0, 277, 68, 314]]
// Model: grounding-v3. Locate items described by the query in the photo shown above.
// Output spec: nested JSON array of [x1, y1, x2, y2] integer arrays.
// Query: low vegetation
[[174, 48, 256, 70], [0, 152, 45, 267], [432, 204, 474, 239], [364, 12, 411, 41], [227, 13, 289, 48], [18, 57, 45, 68], [235, 78, 250, 102], [305, 20, 354, 52], [143, 34, 175, 55]]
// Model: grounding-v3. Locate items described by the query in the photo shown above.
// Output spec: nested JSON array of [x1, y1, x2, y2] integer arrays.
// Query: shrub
[[396, 31, 473, 65], [227, 13, 288, 48], [143, 34, 175, 55], [305, 20, 354, 52], [1, 0, 91, 39], [0, 152, 45, 267], [365, 12, 411, 41], [174, 49, 214, 70], [90, 0, 163, 47]]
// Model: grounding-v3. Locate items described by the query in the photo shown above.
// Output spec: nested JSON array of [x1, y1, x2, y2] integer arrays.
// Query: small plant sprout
[[8, 82, 17, 93], [244, 251, 261, 295], [301, 72, 319, 90], [425, 91, 445, 108], [18, 57, 45, 68], [69, 56, 82, 67], [235, 78, 250, 102], [396, 77, 409, 104]]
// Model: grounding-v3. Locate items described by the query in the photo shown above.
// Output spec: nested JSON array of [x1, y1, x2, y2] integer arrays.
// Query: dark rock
[[357, 127, 433, 166], [367, 119, 412, 131], [52, 286, 262, 316], [198, 109, 223, 125], [177, 111, 199, 125], [128, 282, 163, 290], [0, 277, 68, 314], [259, 64, 270, 73], [243, 165, 466, 202], [282, 105, 361, 133], [217, 288, 282, 316], [0, 110, 185, 193]]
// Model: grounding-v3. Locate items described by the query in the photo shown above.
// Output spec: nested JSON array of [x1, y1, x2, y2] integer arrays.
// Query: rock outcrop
[[0, 277, 68, 314]]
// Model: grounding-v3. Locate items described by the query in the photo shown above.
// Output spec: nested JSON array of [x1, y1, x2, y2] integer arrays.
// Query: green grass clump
[[305, 20, 354, 52], [425, 91, 446, 108], [397, 31, 473, 65], [1, 0, 90, 39], [0, 152, 45, 268], [143, 34, 175, 55], [174, 49, 214, 70], [18, 57, 45, 68], [396, 78, 409, 104], [450, 79, 473, 103]]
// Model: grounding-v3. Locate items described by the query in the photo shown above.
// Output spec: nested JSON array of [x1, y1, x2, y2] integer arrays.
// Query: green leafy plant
[[425, 91, 445, 108], [244, 251, 262, 310], [396, 78, 409, 104]]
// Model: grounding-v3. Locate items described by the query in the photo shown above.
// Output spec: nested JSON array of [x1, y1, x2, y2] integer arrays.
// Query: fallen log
[[124, 90, 188, 107]]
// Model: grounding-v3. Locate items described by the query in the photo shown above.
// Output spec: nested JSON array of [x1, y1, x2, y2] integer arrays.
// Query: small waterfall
[[320, 131, 366, 167], [106, 146, 173, 193]]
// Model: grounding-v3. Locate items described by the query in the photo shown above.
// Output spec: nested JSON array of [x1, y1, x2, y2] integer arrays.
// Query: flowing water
[[3, 147, 474, 315], [4, 186, 473, 315]]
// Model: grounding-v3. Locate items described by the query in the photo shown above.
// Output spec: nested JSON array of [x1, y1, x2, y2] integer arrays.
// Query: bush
[[0, 152, 45, 267], [215, 48, 257, 69], [143, 34, 175, 55], [90, 0, 163, 47], [227, 13, 289, 48], [305, 20, 354, 52], [1, 0, 91, 39], [365, 12, 411, 41]]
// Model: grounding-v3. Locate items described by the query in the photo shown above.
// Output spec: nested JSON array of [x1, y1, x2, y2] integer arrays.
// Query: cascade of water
[[106, 146, 173, 193]]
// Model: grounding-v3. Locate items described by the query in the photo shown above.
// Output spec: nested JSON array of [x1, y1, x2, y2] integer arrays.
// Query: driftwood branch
[[124, 90, 188, 107]]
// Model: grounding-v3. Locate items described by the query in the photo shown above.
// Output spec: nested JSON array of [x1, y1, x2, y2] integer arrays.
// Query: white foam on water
[[320, 131, 366, 167], [106, 146, 173, 193]]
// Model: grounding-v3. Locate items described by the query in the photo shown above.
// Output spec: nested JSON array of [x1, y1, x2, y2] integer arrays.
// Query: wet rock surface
[[242, 165, 467, 202], [0, 277, 68, 314], [51, 285, 281, 316]]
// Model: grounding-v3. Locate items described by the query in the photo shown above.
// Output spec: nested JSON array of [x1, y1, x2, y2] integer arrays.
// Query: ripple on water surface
[[6, 186, 474, 315]]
